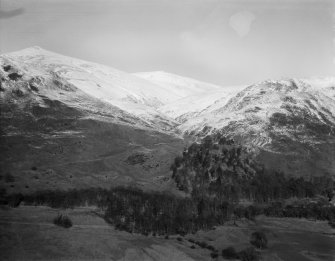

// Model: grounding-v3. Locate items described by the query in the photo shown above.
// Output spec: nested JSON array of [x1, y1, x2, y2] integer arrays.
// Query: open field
[[0, 206, 334, 261], [0, 206, 208, 261]]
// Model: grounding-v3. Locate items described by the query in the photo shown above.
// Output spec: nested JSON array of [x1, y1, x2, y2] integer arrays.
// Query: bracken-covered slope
[[178, 79, 335, 177], [0, 47, 186, 193]]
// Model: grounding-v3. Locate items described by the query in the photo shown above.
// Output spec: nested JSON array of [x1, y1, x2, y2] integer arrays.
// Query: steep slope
[[0, 47, 185, 193], [0, 46, 180, 130], [135, 71, 245, 120], [178, 79, 335, 177], [303, 77, 335, 100], [158, 87, 246, 121], [134, 71, 222, 100], [158, 90, 231, 120]]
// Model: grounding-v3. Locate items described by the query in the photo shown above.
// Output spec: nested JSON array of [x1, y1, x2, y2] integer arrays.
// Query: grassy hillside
[[0, 96, 185, 194]]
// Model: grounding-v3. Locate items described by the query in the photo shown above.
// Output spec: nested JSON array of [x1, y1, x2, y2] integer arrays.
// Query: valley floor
[[0, 206, 334, 261]]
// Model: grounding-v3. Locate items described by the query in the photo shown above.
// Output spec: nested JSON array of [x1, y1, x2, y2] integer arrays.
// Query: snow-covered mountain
[[3, 47, 179, 107], [134, 71, 222, 100], [303, 77, 335, 100], [135, 71, 245, 120], [177, 79, 335, 177], [2, 47, 237, 132], [179, 79, 335, 134], [1, 46, 334, 187], [0, 46, 185, 131], [158, 90, 231, 120], [158, 87, 246, 121], [0, 47, 189, 192]]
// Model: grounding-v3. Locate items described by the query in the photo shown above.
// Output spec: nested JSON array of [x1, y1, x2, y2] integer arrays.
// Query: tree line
[[3, 185, 335, 236], [1, 134, 334, 235]]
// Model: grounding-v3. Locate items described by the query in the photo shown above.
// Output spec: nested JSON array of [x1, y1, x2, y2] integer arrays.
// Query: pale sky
[[0, 0, 334, 86]]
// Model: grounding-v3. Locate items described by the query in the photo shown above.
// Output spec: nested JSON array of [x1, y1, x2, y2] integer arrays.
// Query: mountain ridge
[[0, 47, 187, 193], [1, 47, 334, 191]]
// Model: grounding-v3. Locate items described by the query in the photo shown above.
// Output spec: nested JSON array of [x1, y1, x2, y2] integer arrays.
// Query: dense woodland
[[171, 134, 334, 203], [1, 134, 335, 235], [4, 185, 335, 236]]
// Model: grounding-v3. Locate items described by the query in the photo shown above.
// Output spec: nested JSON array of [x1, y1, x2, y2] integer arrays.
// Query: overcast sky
[[0, 0, 334, 86]]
